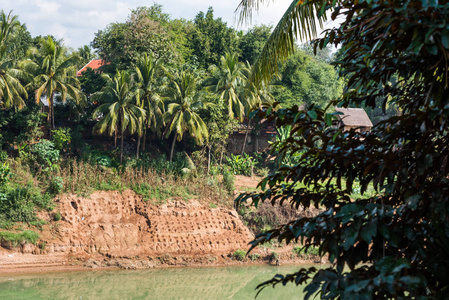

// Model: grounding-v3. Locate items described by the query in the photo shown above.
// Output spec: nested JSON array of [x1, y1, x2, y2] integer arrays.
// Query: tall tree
[[92, 5, 184, 70], [0, 10, 28, 110], [236, 0, 449, 298], [188, 7, 238, 68], [205, 52, 248, 122], [23, 36, 84, 129], [92, 70, 146, 164], [238, 25, 272, 65], [134, 52, 165, 157], [274, 50, 342, 108], [163, 70, 209, 161]]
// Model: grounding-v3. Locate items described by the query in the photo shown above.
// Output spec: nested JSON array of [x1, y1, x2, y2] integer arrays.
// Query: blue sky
[[2, 0, 293, 49]]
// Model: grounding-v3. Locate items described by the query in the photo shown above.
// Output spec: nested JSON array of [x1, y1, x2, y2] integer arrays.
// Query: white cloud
[[2, 0, 295, 48]]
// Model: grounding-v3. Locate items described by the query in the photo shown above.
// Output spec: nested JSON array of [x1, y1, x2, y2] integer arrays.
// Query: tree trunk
[[114, 130, 117, 148], [241, 119, 251, 155], [220, 146, 224, 165], [136, 134, 141, 159], [169, 133, 176, 162], [120, 131, 124, 164], [255, 133, 259, 153], [142, 127, 147, 152], [51, 92, 55, 130], [207, 145, 211, 173]]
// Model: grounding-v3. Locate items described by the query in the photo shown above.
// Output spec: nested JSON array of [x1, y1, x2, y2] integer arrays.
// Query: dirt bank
[[0, 190, 257, 273], [0, 188, 323, 274]]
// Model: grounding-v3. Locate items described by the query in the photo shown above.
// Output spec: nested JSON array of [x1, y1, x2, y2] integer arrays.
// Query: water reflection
[[0, 264, 321, 299]]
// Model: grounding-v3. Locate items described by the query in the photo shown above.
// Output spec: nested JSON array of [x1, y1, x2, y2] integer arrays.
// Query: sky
[[2, 0, 296, 49]]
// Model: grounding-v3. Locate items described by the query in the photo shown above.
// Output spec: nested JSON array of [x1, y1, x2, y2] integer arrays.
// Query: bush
[[53, 212, 61, 221], [0, 187, 37, 222], [48, 176, 64, 194], [233, 249, 247, 261], [33, 192, 55, 211], [222, 167, 235, 196], [0, 151, 8, 162], [31, 139, 59, 165], [249, 253, 260, 261], [257, 167, 270, 178], [0, 162, 11, 185], [293, 246, 319, 258], [51, 127, 71, 153], [225, 153, 256, 176]]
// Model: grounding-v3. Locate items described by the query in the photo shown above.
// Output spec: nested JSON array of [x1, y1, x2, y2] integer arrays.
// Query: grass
[[293, 245, 320, 258], [51, 159, 234, 207], [0, 230, 39, 246], [233, 249, 247, 261]]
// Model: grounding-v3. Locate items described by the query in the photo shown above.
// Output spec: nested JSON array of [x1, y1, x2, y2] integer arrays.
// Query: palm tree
[[23, 37, 84, 129], [235, 0, 327, 87], [0, 10, 28, 110], [134, 52, 165, 158], [205, 52, 249, 122], [92, 70, 146, 164], [163, 70, 209, 162]]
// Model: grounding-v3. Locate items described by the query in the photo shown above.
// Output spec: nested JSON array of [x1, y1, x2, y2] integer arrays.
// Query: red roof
[[76, 59, 107, 76]]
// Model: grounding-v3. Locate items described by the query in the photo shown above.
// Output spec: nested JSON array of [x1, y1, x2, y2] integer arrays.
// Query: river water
[[0, 264, 320, 299]]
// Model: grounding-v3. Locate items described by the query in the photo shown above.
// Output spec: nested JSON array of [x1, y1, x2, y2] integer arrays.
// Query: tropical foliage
[[163, 70, 209, 161], [0, 10, 27, 110], [92, 70, 146, 163], [236, 0, 449, 298], [23, 36, 84, 129]]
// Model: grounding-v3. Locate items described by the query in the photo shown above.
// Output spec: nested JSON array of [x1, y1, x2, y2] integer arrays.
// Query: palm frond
[[239, 0, 329, 87]]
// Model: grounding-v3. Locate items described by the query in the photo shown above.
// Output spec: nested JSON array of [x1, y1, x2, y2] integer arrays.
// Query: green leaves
[[234, 0, 449, 297]]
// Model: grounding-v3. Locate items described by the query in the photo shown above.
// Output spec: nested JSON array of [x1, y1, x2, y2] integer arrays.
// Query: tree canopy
[[236, 0, 449, 298]]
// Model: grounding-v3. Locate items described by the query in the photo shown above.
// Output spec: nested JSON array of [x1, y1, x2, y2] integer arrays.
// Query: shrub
[[33, 193, 55, 211], [53, 212, 61, 221], [233, 249, 247, 261], [51, 127, 71, 153], [31, 139, 59, 165], [48, 176, 64, 194], [0, 162, 11, 185], [225, 153, 256, 176], [258, 167, 270, 178], [222, 167, 234, 196], [270, 251, 279, 261], [293, 246, 319, 258], [0, 186, 37, 222], [0, 150, 8, 162], [249, 253, 260, 261]]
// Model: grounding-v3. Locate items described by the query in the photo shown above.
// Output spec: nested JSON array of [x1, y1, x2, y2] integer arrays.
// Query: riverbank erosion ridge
[[0, 190, 261, 272], [0, 189, 323, 274]]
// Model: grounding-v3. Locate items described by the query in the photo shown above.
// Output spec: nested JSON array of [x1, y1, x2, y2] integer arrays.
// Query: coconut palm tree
[[205, 52, 249, 122], [134, 52, 165, 158], [163, 70, 209, 161], [23, 36, 84, 129], [92, 70, 146, 164], [0, 10, 28, 110], [235, 0, 327, 87]]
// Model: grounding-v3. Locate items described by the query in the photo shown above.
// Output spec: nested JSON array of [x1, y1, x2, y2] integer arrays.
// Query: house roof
[[335, 107, 373, 127], [76, 59, 106, 76]]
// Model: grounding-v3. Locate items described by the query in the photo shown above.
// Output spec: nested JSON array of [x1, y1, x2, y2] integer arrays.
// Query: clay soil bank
[[0, 189, 320, 275]]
